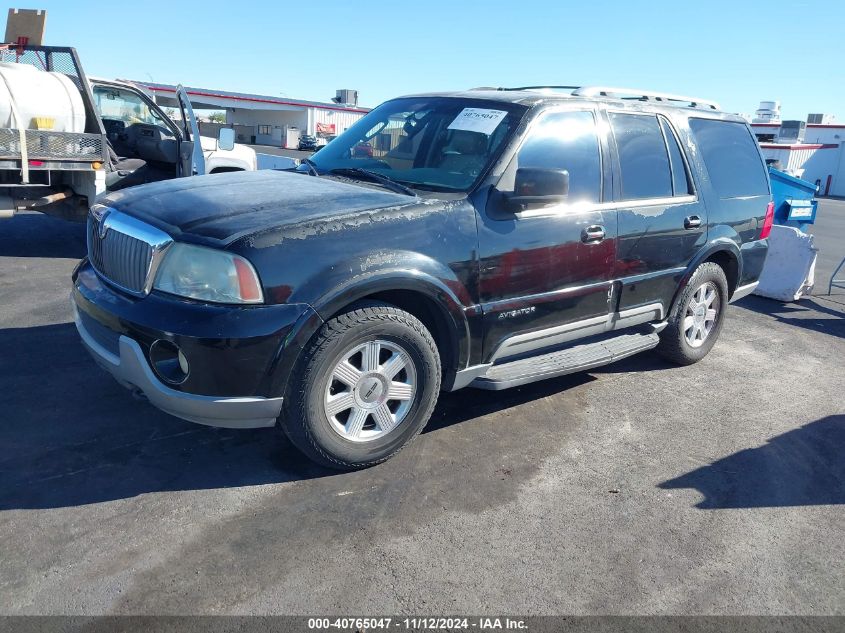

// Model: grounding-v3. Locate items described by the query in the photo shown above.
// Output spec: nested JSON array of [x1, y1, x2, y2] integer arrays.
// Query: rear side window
[[609, 113, 675, 200], [659, 118, 692, 196], [689, 119, 769, 198], [516, 110, 602, 203]]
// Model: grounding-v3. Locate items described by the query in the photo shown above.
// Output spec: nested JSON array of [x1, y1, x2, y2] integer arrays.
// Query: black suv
[[72, 86, 774, 469], [297, 134, 319, 151]]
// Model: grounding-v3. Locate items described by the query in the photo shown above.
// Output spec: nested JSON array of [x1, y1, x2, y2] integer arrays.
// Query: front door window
[[511, 110, 603, 204]]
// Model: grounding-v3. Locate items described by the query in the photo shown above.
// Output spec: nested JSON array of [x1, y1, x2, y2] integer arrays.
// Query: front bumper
[[73, 301, 284, 428], [72, 259, 317, 429]]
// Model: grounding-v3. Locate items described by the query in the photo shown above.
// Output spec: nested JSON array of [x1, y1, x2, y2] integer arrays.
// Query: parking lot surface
[[1, 200, 843, 615], [248, 144, 314, 161]]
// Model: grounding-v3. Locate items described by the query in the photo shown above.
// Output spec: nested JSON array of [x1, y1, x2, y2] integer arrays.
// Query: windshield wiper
[[301, 157, 320, 177], [328, 167, 417, 197]]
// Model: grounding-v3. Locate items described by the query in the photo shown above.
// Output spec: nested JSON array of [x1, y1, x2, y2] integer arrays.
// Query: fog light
[[149, 339, 189, 385]]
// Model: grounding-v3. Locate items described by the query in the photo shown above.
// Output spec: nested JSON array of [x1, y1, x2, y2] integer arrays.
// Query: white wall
[[310, 108, 367, 139], [760, 145, 842, 195], [224, 107, 367, 146], [753, 123, 845, 196], [752, 123, 845, 145], [751, 123, 779, 140], [225, 109, 308, 146], [803, 125, 845, 144], [834, 150, 845, 197]]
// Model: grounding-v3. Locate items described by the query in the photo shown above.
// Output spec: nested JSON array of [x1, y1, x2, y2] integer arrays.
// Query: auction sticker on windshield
[[448, 108, 508, 135]]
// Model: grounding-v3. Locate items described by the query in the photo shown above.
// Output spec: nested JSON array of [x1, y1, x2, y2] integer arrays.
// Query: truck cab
[[90, 78, 256, 190]]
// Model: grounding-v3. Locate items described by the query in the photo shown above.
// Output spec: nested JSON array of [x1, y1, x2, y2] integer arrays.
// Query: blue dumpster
[[768, 167, 818, 231]]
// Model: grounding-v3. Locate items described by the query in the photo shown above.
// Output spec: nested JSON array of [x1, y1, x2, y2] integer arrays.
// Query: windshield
[[93, 85, 172, 129], [303, 97, 526, 192]]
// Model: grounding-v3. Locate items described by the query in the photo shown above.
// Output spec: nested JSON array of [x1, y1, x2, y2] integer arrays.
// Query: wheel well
[[338, 290, 456, 381], [705, 250, 739, 296], [209, 167, 244, 174]]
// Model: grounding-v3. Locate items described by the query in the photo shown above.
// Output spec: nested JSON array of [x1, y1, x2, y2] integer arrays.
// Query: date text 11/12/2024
[[307, 617, 528, 630]]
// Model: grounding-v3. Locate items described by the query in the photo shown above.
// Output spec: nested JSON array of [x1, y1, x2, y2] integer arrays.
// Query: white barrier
[[754, 225, 818, 302]]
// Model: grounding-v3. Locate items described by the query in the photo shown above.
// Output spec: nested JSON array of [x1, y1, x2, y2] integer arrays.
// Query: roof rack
[[495, 85, 583, 92], [572, 86, 721, 110], [475, 85, 721, 110]]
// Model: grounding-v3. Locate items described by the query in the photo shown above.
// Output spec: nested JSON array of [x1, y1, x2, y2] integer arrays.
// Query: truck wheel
[[281, 302, 441, 470], [656, 262, 729, 366]]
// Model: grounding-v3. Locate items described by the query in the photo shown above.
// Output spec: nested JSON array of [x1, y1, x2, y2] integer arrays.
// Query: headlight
[[153, 243, 263, 304]]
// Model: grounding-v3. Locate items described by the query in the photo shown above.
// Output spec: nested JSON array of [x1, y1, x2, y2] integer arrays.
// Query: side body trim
[[515, 195, 697, 220], [489, 302, 664, 362]]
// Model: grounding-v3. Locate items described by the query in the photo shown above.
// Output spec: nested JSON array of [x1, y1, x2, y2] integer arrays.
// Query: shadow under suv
[[72, 86, 774, 469]]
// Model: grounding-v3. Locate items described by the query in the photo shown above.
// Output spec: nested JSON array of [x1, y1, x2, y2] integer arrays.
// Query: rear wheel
[[281, 302, 441, 470], [657, 262, 729, 365]]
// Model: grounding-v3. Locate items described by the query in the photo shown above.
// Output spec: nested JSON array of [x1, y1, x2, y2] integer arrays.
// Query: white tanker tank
[[0, 61, 86, 132]]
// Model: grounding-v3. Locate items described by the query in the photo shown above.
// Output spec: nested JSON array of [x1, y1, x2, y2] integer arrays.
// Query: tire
[[280, 302, 441, 470], [656, 262, 729, 366]]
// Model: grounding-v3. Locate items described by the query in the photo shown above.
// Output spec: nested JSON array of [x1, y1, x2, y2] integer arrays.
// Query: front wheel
[[656, 262, 729, 365], [281, 302, 441, 470]]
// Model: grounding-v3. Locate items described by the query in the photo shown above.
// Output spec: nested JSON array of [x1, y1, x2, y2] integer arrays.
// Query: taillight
[[760, 201, 774, 239]]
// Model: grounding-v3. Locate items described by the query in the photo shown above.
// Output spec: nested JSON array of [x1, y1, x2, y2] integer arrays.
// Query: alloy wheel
[[683, 281, 720, 348], [323, 339, 417, 442]]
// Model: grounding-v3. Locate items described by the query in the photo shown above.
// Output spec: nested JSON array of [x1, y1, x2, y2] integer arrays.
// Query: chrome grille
[[87, 207, 173, 296]]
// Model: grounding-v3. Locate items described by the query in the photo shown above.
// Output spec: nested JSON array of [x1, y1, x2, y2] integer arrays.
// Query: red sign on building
[[316, 122, 336, 136]]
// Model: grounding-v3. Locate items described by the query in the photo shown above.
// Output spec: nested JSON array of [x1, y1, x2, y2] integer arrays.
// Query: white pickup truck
[[0, 43, 256, 221]]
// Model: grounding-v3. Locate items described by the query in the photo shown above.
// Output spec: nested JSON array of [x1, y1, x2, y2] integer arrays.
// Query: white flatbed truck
[[0, 43, 255, 221]]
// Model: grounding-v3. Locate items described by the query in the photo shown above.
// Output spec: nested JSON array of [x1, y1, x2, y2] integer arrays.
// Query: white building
[[747, 101, 844, 196], [752, 121, 844, 196], [139, 82, 370, 148]]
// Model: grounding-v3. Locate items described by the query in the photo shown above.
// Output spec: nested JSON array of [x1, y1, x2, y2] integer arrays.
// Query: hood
[[102, 170, 417, 244], [198, 135, 220, 152], [198, 135, 255, 154], [200, 136, 256, 168]]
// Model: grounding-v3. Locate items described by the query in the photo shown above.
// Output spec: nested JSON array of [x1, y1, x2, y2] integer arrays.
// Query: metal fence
[[0, 128, 105, 161], [0, 46, 81, 81]]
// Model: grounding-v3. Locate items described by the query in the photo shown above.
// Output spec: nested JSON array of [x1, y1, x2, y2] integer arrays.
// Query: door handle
[[581, 225, 605, 243], [684, 215, 702, 229]]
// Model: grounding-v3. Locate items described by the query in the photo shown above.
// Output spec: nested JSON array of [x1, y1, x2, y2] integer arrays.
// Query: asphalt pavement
[[248, 144, 314, 160], [248, 145, 312, 171], [0, 199, 843, 615]]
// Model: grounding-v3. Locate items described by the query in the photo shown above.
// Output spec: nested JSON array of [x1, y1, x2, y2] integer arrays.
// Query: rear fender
[[669, 235, 742, 313]]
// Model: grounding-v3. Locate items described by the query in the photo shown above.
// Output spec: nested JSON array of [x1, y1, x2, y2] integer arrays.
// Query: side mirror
[[506, 167, 569, 209], [217, 127, 235, 152]]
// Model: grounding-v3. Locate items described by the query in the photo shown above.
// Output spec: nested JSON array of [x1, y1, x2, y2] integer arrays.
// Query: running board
[[470, 331, 660, 390]]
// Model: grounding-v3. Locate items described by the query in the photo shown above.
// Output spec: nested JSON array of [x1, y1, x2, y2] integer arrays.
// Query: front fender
[[263, 305, 325, 399], [308, 251, 474, 372], [262, 254, 475, 399]]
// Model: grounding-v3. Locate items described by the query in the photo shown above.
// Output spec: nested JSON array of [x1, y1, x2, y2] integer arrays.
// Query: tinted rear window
[[609, 113, 673, 200], [689, 119, 769, 198]]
